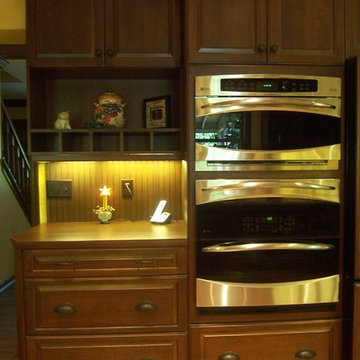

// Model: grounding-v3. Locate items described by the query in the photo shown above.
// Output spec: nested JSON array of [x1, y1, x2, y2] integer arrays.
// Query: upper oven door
[[195, 96, 341, 171]]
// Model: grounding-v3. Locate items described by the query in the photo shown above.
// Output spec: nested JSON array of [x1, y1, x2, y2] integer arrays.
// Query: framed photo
[[143, 96, 170, 128]]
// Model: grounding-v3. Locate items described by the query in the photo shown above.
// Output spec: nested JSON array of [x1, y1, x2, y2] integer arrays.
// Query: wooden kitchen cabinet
[[26, 334, 188, 360], [27, 67, 183, 160], [190, 320, 343, 360], [353, 284, 360, 360], [346, 0, 360, 57], [11, 221, 188, 360], [186, 0, 344, 65], [26, 0, 181, 68]]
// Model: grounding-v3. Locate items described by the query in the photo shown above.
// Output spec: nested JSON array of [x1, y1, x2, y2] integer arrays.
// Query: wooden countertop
[[11, 220, 187, 249]]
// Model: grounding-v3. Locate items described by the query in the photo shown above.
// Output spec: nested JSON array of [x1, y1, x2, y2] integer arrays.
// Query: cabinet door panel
[[353, 284, 360, 360], [24, 277, 187, 335], [190, 320, 342, 360], [346, 0, 360, 57], [26, 334, 188, 360], [27, 0, 104, 66], [23, 247, 187, 277], [105, 0, 181, 67], [268, 0, 344, 64], [186, 0, 267, 63]]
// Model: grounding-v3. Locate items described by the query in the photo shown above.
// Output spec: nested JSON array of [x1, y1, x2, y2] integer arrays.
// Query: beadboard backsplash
[[43, 160, 185, 222]]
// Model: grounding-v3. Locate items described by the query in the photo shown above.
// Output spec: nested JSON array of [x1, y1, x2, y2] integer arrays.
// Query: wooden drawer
[[26, 333, 187, 360], [190, 320, 342, 360], [24, 276, 187, 335], [23, 247, 187, 277]]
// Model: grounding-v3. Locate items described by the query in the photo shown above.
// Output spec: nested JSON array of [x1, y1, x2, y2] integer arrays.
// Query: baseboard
[[0, 276, 15, 295]]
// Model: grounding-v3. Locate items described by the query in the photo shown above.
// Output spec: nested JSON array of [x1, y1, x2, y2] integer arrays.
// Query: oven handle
[[202, 181, 336, 192], [200, 98, 337, 110], [201, 242, 334, 252]]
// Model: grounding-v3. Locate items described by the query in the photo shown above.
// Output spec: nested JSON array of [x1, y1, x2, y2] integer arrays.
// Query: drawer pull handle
[[218, 351, 240, 360], [52, 261, 76, 266], [295, 349, 317, 358], [136, 301, 158, 312], [135, 259, 159, 265], [139, 358, 156, 360], [54, 303, 76, 315]]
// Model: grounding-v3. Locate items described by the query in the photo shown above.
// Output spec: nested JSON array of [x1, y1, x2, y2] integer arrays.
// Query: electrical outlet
[[47, 180, 72, 198], [122, 179, 134, 198]]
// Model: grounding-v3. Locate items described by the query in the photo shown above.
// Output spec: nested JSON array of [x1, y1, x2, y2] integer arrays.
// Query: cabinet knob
[[295, 349, 317, 358], [218, 351, 240, 360], [270, 44, 278, 52], [106, 48, 115, 57], [95, 48, 102, 57], [54, 303, 76, 315], [258, 44, 266, 52], [135, 301, 159, 312]]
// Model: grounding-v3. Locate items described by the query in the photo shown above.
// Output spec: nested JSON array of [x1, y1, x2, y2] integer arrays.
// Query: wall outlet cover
[[47, 180, 72, 198]]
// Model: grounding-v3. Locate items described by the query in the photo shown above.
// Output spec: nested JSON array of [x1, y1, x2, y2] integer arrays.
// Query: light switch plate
[[47, 180, 72, 198]]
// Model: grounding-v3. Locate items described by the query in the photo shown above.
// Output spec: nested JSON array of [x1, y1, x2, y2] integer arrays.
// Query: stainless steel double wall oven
[[194, 74, 342, 310]]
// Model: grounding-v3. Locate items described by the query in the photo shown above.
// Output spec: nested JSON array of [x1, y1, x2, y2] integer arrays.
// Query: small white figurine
[[54, 110, 71, 129]]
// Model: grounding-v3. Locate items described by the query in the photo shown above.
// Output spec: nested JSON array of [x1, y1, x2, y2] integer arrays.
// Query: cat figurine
[[54, 110, 71, 129]]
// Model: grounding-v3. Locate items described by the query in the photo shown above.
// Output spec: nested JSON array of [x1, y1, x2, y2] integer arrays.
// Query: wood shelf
[[30, 128, 182, 160]]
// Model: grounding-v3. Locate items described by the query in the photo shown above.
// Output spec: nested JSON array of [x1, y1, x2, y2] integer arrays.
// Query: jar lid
[[97, 88, 124, 104]]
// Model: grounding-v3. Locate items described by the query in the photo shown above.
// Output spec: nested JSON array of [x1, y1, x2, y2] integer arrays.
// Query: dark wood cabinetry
[[12, 221, 188, 360], [186, 0, 344, 65], [346, 0, 360, 57], [190, 320, 342, 360], [27, 0, 181, 68], [27, 66, 183, 160]]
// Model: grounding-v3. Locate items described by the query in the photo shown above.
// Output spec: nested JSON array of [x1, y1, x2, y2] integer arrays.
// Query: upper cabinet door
[[104, 0, 181, 67], [346, 0, 360, 57], [186, 0, 267, 64], [27, 0, 105, 67], [267, 0, 345, 65]]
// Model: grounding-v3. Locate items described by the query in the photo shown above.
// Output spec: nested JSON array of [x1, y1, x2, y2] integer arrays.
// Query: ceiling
[[1, 59, 27, 99]]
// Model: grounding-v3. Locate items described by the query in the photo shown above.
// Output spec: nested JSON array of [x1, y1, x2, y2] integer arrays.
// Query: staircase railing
[[1, 100, 31, 222]]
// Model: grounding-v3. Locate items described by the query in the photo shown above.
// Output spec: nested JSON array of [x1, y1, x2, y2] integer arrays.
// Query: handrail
[[1, 100, 31, 222]]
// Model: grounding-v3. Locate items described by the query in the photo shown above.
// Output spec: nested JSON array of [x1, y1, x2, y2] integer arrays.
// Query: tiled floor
[[0, 285, 18, 360]]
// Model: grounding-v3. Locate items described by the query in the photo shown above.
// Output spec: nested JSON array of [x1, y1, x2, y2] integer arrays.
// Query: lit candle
[[99, 185, 111, 209]]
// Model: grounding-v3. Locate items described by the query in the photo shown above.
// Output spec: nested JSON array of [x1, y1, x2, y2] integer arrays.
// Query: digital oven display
[[220, 78, 318, 92]]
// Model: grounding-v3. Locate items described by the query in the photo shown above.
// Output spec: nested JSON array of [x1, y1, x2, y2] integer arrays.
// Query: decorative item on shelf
[[92, 88, 127, 128], [143, 96, 170, 128], [54, 110, 71, 129], [93, 185, 115, 224]]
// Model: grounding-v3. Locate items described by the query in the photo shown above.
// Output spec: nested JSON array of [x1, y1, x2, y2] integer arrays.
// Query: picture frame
[[143, 96, 170, 128]]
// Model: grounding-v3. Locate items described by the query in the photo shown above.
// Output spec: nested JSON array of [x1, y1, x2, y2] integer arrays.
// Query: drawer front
[[190, 320, 342, 360], [23, 247, 187, 277], [24, 277, 187, 335], [26, 333, 187, 360]]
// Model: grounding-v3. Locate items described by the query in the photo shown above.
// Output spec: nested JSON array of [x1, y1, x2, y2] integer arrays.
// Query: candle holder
[[93, 205, 115, 224], [93, 185, 115, 224]]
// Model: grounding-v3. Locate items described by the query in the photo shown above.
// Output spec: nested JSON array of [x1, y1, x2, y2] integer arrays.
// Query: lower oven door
[[195, 178, 340, 308], [196, 239, 339, 307]]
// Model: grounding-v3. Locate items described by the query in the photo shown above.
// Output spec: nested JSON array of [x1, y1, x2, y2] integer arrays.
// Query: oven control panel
[[220, 78, 318, 93], [242, 215, 296, 233]]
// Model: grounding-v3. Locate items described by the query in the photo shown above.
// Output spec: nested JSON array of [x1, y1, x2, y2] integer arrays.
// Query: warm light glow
[[99, 185, 111, 197], [99, 185, 111, 209]]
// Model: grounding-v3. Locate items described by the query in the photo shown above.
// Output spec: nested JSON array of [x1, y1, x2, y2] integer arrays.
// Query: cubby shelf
[[30, 128, 182, 161]]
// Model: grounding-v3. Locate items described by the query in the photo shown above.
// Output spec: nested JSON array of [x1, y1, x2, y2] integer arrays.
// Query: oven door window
[[195, 110, 340, 151]]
